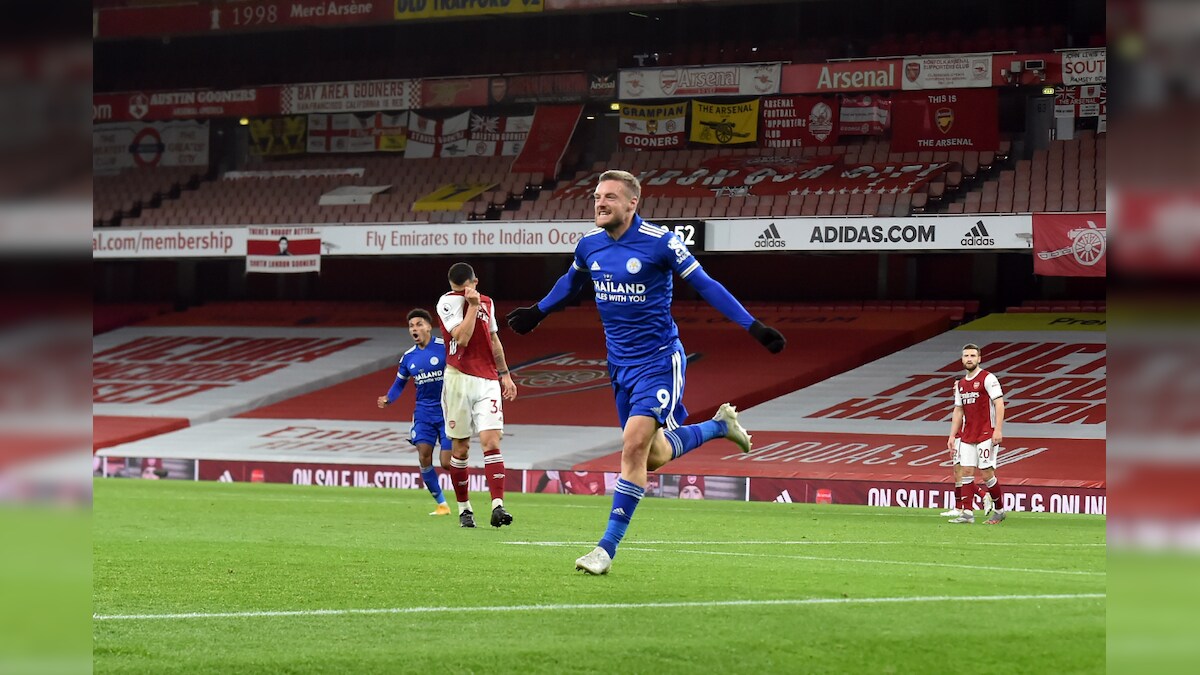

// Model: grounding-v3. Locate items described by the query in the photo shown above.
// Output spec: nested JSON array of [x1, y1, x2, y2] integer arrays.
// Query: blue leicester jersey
[[389, 338, 446, 418], [572, 215, 701, 366]]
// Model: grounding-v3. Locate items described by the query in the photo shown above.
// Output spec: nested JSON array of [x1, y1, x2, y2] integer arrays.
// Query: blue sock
[[598, 478, 645, 559], [663, 420, 727, 460], [420, 465, 446, 504]]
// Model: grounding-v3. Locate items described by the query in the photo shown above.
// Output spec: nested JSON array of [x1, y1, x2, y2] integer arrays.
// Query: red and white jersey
[[953, 368, 1004, 444], [437, 291, 499, 380]]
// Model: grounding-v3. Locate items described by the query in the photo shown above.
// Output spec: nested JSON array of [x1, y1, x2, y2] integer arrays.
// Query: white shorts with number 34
[[954, 438, 998, 470], [441, 365, 503, 440]]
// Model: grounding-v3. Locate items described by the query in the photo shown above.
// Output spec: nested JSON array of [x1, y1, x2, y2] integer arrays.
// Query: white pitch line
[[504, 540, 1105, 548], [93, 593, 1104, 622], [621, 547, 1105, 577]]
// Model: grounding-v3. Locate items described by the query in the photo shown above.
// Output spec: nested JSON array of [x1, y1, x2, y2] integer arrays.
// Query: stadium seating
[[94, 167, 205, 227]]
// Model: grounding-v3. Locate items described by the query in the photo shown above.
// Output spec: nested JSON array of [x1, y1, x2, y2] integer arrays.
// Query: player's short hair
[[598, 169, 641, 200], [406, 308, 433, 325], [447, 262, 476, 286], [961, 343, 981, 356]]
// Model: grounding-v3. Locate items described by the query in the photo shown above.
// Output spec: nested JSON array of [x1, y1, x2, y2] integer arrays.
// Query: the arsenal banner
[[839, 94, 891, 135], [405, 111, 469, 158], [1033, 213, 1107, 277], [900, 55, 992, 90], [619, 102, 687, 150], [307, 113, 407, 153], [248, 116, 306, 156], [465, 113, 533, 156], [554, 158, 950, 199], [781, 60, 902, 94], [690, 99, 759, 146], [93, 121, 209, 174], [1054, 85, 1106, 119], [891, 89, 998, 152], [760, 96, 838, 148], [280, 79, 419, 115], [246, 226, 321, 274]]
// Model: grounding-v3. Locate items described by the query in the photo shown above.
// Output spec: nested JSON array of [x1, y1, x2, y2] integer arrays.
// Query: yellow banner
[[413, 182, 496, 211], [248, 116, 306, 156], [956, 313, 1106, 332], [378, 133, 407, 152], [689, 99, 759, 145], [394, 0, 542, 21]]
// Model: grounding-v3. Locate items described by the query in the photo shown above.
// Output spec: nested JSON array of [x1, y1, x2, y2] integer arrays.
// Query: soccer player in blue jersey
[[377, 308, 453, 516], [506, 169, 786, 574]]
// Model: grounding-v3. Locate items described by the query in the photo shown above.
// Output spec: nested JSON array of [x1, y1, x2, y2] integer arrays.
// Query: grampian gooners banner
[[890, 89, 998, 152], [618, 102, 687, 150], [1033, 212, 1107, 277]]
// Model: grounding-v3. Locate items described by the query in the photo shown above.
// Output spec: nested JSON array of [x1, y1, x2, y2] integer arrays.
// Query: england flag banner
[[246, 226, 321, 274], [465, 112, 533, 156]]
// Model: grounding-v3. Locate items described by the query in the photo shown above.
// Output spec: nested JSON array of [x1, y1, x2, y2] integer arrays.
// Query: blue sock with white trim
[[419, 465, 446, 505], [598, 478, 645, 558], [663, 420, 727, 460]]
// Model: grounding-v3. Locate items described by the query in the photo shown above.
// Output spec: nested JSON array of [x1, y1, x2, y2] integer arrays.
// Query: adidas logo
[[961, 220, 994, 246], [218, 470, 234, 483], [612, 507, 627, 517], [755, 223, 787, 249], [590, 261, 601, 271], [774, 490, 793, 503]]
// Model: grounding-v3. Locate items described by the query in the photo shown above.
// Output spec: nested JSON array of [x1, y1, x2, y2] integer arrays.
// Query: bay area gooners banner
[[1033, 212, 1107, 277], [706, 215, 1033, 252]]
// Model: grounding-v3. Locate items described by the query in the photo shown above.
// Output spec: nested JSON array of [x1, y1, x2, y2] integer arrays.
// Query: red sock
[[483, 449, 506, 502], [959, 481, 975, 510], [449, 457, 470, 504], [987, 479, 1004, 510]]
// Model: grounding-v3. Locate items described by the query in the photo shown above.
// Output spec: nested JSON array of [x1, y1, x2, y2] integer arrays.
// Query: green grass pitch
[[94, 480, 1105, 673]]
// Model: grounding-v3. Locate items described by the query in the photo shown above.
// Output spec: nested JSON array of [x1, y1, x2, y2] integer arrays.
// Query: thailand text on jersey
[[954, 368, 1004, 444], [397, 338, 447, 415], [572, 214, 701, 366], [436, 291, 499, 379]]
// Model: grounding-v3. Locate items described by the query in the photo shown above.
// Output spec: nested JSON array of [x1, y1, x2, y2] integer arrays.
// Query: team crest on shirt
[[973, 381, 980, 389], [626, 257, 642, 274], [430, 357, 439, 365]]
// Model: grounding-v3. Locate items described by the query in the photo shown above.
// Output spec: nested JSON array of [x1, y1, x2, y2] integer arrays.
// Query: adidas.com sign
[[755, 223, 787, 248], [961, 220, 995, 247]]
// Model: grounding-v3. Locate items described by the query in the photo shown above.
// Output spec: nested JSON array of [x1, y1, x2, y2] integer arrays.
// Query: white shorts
[[441, 366, 503, 440], [954, 439, 998, 470]]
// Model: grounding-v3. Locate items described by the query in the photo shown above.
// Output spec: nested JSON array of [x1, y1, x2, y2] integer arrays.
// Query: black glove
[[506, 305, 547, 335], [748, 320, 786, 354]]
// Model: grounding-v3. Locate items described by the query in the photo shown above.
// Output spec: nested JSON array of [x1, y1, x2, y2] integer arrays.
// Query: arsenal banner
[[1033, 213, 1107, 277], [900, 55, 992, 90], [620, 64, 781, 99], [839, 94, 891, 135], [307, 113, 407, 153], [280, 79, 419, 115], [690, 99, 759, 146], [760, 96, 838, 148], [248, 116, 306, 156], [246, 226, 321, 274], [1054, 85, 1106, 119], [93, 121, 209, 174], [465, 113, 533, 156], [891, 89, 998, 152], [1062, 49, 1106, 85], [405, 111, 469, 158], [554, 158, 949, 199], [619, 102, 687, 150]]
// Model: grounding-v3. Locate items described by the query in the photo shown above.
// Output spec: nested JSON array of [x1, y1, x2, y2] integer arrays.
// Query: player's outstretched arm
[[684, 266, 786, 354], [506, 263, 587, 334], [379, 375, 406, 408]]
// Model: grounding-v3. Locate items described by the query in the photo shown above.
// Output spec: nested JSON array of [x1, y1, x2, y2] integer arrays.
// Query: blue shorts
[[607, 344, 689, 431], [410, 415, 451, 451]]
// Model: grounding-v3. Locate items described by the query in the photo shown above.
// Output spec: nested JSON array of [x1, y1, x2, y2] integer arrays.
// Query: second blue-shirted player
[[506, 169, 786, 574], [377, 308, 453, 516]]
